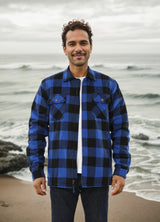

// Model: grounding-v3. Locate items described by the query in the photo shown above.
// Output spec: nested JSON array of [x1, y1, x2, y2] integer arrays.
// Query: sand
[[0, 175, 160, 222]]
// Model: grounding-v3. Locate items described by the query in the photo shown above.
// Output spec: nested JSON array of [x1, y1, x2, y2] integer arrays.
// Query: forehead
[[65, 29, 89, 42]]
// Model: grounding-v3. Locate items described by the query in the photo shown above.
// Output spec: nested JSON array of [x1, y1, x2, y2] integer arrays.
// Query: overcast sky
[[0, 0, 160, 54]]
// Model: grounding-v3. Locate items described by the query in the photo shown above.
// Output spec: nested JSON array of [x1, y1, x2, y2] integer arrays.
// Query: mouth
[[72, 52, 86, 57]]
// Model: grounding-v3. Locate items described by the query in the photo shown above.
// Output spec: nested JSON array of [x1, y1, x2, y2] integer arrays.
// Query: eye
[[68, 42, 75, 46], [80, 41, 88, 45]]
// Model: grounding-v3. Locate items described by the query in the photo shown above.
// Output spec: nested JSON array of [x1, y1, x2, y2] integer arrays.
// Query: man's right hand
[[33, 177, 47, 195]]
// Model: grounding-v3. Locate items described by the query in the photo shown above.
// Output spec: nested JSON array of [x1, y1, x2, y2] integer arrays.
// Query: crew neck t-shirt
[[75, 76, 86, 174]]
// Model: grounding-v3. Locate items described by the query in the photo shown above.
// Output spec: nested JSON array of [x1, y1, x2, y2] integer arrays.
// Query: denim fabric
[[50, 174, 109, 222]]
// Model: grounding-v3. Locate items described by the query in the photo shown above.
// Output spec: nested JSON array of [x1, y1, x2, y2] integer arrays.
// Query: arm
[[109, 81, 131, 195], [26, 80, 49, 195]]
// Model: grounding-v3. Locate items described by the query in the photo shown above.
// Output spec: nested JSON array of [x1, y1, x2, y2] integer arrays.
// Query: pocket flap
[[93, 94, 105, 103], [51, 94, 65, 103]]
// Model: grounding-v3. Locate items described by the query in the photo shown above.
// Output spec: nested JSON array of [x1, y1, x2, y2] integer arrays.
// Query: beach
[[0, 53, 160, 202], [0, 175, 160, 222], [0, 53, 160, 221]]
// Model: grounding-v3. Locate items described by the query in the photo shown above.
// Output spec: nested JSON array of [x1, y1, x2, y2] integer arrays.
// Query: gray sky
[[0, 0, 160, 54]]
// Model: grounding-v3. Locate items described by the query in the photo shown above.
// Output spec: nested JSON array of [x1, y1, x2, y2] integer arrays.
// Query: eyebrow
[[67, 41, 75, 45], [67, 40, 89, 45], [80, 40, 89, 43]]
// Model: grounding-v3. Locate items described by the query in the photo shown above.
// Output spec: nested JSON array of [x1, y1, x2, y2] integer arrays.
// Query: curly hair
[[62, 19, 93, 47]]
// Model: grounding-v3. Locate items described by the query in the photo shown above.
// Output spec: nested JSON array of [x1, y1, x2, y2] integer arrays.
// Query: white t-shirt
[[76, 76, 85, 174]]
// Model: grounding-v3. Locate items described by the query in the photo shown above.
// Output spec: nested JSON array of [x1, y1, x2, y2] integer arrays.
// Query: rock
[[0, 150, 8, 157], [0, 140, 22, 154], [0, 140, 28, 174], [132, 133, 149, 141], [0, 200, 9, 207], [0, 154, 28, 174]]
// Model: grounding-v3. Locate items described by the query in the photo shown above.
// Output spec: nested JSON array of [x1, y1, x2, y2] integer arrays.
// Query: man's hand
[[33, 177, 47, 195], [111, 175, 125, 196]]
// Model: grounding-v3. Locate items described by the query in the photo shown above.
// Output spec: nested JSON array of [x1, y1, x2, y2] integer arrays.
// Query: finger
[[112, 185, 124, 195], [34, 183, 43, 195], [111, 186, 118, 195], [34, 184, 43, 195], [36, 186, 47, 195], [112, 178, 116, 190], [117, 180, 124, 193], [111, 183, 121, 195], [42, 178, 47, 192]]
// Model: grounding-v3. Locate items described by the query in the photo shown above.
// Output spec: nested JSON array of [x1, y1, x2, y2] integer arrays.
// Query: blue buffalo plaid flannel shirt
[[27, 66, 131, 188]]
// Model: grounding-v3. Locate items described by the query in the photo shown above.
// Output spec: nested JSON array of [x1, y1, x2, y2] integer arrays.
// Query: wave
[[0, 62, 156, 71], [129, 116, 160, 128], [130, 73, 160, 78], [18, 65, 32, 70], [0, 63, 64, 71], [0, 81, 17, 86], [0, 91, 35, 95], [154, 101, 160, 105], [92, 63, 156, 71], [126, 65, 148, 71], [92, 64, 105, 68], [126, 93, 160, 99], [141, 142, 160, 148]]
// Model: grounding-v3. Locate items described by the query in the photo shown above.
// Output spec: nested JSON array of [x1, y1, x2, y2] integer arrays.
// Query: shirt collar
[[63, 66, 96, 82]]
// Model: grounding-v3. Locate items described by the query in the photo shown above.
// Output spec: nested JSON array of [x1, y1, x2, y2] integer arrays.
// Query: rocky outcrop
[[0, 140, 28, 174], [132, 133, 149, 141]]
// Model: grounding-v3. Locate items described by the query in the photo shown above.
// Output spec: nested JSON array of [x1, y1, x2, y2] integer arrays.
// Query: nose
[[75, 43, 82, 52]]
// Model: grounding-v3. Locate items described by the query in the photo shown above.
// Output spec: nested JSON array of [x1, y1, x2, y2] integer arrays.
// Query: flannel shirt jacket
[[27, 66, 131, 188]]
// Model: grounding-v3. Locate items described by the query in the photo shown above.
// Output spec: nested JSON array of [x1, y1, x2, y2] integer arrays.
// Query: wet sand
[[0, 175, 160, 222]]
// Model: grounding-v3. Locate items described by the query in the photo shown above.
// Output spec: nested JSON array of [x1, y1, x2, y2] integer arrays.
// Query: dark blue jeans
[[50, 174, 109, 222]]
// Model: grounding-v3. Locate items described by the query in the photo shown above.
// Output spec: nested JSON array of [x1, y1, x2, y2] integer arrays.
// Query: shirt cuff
[[32, 170, 45, 180], [113, 165, 128, 179]]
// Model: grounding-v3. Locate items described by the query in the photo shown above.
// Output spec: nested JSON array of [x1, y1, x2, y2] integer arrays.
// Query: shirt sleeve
[[109, 80, 131, 178], [26, 80, 49, 180]]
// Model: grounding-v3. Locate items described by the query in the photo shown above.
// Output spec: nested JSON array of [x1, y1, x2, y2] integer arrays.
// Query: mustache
[[72, 52, 86, 56]]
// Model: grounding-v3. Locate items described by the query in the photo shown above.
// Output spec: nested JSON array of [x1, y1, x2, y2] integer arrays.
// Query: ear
[[63, 46, 67, 56], [90, 44, 93, 53]]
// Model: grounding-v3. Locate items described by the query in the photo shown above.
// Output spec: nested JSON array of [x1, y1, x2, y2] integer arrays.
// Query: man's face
[[63, 29, 92, 67]]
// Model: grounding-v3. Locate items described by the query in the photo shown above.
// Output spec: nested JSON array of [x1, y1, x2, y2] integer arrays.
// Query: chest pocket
[[49, 94, 66, 121], [92, 94, 109, 120]]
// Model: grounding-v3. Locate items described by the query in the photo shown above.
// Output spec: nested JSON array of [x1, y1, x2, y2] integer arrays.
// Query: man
[[27, 20, 131, 222]]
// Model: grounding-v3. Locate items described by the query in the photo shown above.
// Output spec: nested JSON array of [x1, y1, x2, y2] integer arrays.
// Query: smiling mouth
[[72, 52, 86, 57]]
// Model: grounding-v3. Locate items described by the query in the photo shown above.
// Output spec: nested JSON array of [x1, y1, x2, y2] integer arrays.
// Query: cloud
[[0, 0, 160, 54], [114, 0, 160, 7]]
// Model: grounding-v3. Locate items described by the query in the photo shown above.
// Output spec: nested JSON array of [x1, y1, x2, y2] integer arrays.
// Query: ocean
[[0, 53, 160, 202]]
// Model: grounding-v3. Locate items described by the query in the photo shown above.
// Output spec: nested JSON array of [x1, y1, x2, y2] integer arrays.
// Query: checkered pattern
[[26, 67, 131, 188]]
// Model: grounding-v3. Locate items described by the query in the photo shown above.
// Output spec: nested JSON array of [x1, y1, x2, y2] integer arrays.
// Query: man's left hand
[[111, 175, 125, 195]]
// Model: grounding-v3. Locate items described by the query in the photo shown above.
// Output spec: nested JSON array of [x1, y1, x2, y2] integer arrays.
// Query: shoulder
[[33, 71, 64, 95], [40, 71, 64, 89], [91, 68, 116, 82], [92, 69, 118, 89], [42, 71, 64, 83]]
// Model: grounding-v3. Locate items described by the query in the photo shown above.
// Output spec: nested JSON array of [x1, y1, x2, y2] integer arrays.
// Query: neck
[[69, 64, 88, 78]]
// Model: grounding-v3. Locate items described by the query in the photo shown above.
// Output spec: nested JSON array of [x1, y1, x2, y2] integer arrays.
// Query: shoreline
[[8, 169, 160, 203], [0, 175, 160, 222]]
